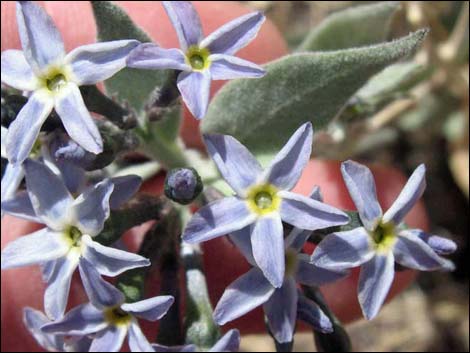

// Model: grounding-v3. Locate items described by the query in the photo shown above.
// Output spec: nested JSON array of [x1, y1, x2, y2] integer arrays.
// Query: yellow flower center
[[39, 67, 70, 94], [370, 221, 397, 253], [29, 139, 42, 158], [186, 46, 211, 71], [103, 307, 132, 327], [247, 184, 281, 216], [64, 226, 83, 248], [46, 74, 67, 92], [285, 249, 299, 277]]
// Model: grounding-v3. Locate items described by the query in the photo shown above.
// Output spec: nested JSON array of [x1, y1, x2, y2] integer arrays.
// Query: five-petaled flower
[[42, 259, 174, 352], [127, 1, 266, 119], [213, 186, 346, 343], [311, 161, 456, 320], [182, 122, 349, 288], [1, 160, 149, 320], [1, 1, 140, 165]]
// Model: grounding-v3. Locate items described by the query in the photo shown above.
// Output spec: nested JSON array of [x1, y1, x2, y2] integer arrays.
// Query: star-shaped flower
[[1, 129, 141, 217], [1, 1, 140, 165], [1, 160, 150, 319], [127, 1, 266, 119], [42, 259, 174, 352], [23, 307, 92, 352], [182, 122, 349, 288], [212, 186, 347, 344], [311, 160, 456, 320]]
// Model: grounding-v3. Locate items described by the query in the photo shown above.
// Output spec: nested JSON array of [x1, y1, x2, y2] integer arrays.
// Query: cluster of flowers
[[1, 1, 456, 352]]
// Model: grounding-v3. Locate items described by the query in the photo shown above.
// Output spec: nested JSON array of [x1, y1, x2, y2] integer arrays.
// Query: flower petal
[[89, 326, 127, 352], [394, 230, 455, 271], [1, 50, 38, 91], [263, 277, 298, 344], [284, 186, 323, 251], [55, 159, 86, 195], [279, 191, 349, 230], [284, 227, 311, 253], [229, 226, 256, 266], [23, 159, 73, 229], [358, 253, 395, 320], [177, 70, 211, 120], [82, 235, 150, 277], [6, 91, 54, 165], [201, 12, 265, 55], [263, 122, 313, 190], [309, 185, 324, 202], [44, 252, 80, 320], [41, 303, 106, 336], [73, 179, 114, 236], [383, 164, 426, 225], [163, 1, 203, 50], [16, 1, 64, 73], [209, 329, 241, 352], [1, 191, 41, 223], [121, 296, 174, 321], [23, 308, 64, 351], [127, 321, 154, 352], [1, 228, 68, 270], [341, 160, 383, 231], [203, 134, 262, 196], [213, 267, 274, 325], [109, 175, 142, 209], [66, 40, 140, 85], [182, 197, 255, 243], [152, 344, 197, 352], [297, 295, 333, 333], [411, 229, 457, 255], [41, 260, 56, 283], [55, 83, 103, 155], [251, 215, 285, 288], [209, 54, 265, 80], [126, 43, 190, 71], [78, 257, 125, 309], [311, 228, 374, 271], [1, 162, 24, 205], [1, 126, 7, 158], [295, 254, 348, 287]]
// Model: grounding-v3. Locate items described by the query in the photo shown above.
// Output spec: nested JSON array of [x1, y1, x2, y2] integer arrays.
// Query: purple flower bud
[[164, 167, 203, 205]]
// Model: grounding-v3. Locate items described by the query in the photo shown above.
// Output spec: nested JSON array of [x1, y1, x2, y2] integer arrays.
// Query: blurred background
[[238, 1, 469, 351]]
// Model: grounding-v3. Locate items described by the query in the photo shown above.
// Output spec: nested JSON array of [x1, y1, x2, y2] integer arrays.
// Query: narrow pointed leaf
[[201, 30, 428, 160]]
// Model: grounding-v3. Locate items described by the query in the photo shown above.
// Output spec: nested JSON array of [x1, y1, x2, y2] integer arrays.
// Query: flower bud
[[164, 168, 203, 205]]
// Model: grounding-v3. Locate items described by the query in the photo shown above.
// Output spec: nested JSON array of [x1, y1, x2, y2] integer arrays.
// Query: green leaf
[[91, 1, 172, 114], [298, 2, 400, 52], [201, 29, 428, 161], [356, 61, 426, 105]]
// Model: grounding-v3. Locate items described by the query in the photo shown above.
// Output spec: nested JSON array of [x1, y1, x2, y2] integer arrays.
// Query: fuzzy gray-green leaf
[[356, 61, 427, 106], [201, 30, 428, 160], [91, 1, 172, 114], [298, 2, 400, 52]]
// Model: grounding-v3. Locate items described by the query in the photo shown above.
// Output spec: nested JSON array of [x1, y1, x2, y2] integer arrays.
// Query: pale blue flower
[[1, 126, 24, 213], [183, 123, 349, 288], [127, 1, 266, 119], [1, 160, 149, 320], [1, 130, 141, 216], [212, 186, 346, 344], [1, 1, 140, 165], [42, 259, 174, 352], [23, 307, 91, 352], [311, 160, 456, 320], [152, 329, 240, 352]]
